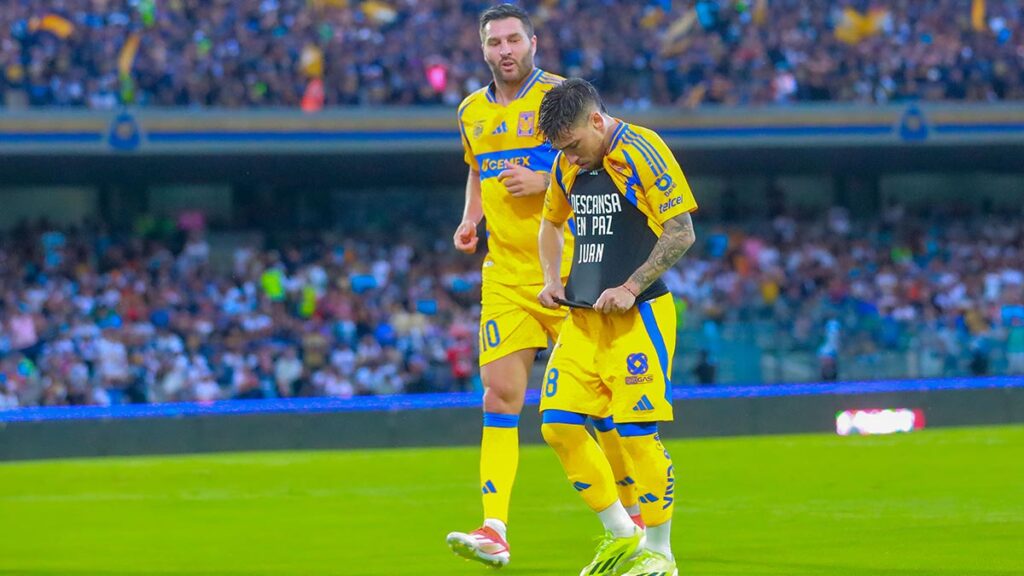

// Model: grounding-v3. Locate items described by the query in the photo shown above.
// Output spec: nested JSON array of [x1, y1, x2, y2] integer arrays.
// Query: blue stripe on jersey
[[623, 129, 666, 172], [591, 415, 616, 432], [567, 217, 577, 236], [483, 412, 520, 428], [623, 131, 667, 175], [631, 131, 668, 172], [620, 150, 643, 207], [514, 69, 544, 100], [542, 409, 588, 425], [535, 72, 562, 86], [476, 144, 559, 180], [610, 122, 629, 150], [617, 422, 658, 437], [626, 130, 668, 173], [638, 300, 672, 401]]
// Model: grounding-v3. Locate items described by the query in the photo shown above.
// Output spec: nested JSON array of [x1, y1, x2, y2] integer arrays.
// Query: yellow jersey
[[458, 68, 574, 285], [543, 121, 697, 304]]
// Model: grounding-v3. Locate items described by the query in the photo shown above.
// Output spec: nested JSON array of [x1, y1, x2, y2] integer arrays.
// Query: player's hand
[[593, 286, 636, 314], [453, 220, 479, 254], [498, 165, 547, 197], [538, 281, 566, 309]]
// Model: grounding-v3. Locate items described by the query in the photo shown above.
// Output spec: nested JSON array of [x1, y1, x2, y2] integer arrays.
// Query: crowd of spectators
[[1, 204, 1022, 410], [672, 206, 1024, 381], [0, 217, 484, 409], [1, 0, 1021, 109]]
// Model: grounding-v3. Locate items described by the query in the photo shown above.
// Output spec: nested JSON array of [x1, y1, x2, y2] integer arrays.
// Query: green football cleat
[[578, 527, 644, 576], [613, 548, 678, 576]]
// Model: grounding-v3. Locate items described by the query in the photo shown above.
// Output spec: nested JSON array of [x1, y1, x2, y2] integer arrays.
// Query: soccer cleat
[[578, 527, 644, 576], [613, 548, 678, 576], [446, 526, 510, 568]]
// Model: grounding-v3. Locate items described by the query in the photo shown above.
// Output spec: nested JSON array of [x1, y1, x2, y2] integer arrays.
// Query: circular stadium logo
[[108, 112, 142, 151]]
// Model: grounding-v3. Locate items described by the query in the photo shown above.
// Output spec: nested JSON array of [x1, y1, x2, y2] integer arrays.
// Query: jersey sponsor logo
[[517, 111, 536, 137], [662, 465, 675, 510], [659, 196, 685, 214], [480, 155, 532, 173], [625, 374, 654, 385], [654, 173, 677, 196], [627, 352, 649, 375]]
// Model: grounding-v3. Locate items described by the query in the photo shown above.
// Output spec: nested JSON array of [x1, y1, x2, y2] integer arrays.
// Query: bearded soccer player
[[446, 4, 642, 569], [536, 78, 697, 576]]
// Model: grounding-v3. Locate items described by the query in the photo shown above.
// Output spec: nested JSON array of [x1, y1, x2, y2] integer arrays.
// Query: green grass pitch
[[1, 425, 1021, 575]]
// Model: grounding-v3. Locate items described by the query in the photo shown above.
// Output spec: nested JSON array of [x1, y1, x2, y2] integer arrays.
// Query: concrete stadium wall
[[1, 378, 1021, 462]]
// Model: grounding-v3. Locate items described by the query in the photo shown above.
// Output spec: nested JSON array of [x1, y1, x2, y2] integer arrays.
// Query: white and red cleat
[[446, 526, 511, 568]]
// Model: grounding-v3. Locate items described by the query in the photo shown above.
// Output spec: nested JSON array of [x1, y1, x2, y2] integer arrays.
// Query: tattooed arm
[[623, 212, 696, 295], [593, 212, 695, 314]]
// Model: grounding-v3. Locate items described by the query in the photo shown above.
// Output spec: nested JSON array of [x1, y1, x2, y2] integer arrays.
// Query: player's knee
[[481, 384, 521, 413], [541, 423, 580, 453]]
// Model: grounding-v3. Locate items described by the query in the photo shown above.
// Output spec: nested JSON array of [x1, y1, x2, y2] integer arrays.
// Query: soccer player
[[446, 4, 642, 569], [536, 78, 698, 576]]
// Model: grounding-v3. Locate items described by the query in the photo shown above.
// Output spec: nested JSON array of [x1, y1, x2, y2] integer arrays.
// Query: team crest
[[472, 120, 484, 139], [517, 111, 536, 137]]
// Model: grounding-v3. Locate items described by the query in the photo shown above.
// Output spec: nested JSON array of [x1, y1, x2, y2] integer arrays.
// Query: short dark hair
[[479, 4, 534, 40], [538, 78, 607, 142]]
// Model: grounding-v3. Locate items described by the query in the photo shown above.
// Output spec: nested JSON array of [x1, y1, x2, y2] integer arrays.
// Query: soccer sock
[[618, 423, 675, 531], [646, 519, 673, 560], [596, 500, 638, 538], [480, 413, 520, 526], [593, 416, 640, 513], [540, 411, 619, 518]]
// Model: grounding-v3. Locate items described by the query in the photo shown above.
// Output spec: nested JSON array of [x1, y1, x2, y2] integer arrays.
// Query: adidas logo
[[481, 480, 497, 495], [632, 395, 654, 412], [588, 551, 627, 574], [492, 121, 508, 135], [638, 492, 660, 504], [615, 476, 636, 487], [572, 481, 591, 492]]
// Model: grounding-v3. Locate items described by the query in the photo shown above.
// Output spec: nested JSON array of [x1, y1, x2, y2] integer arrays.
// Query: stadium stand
[[0, 0, 1021, 108], [2, 205, 1022, 408]]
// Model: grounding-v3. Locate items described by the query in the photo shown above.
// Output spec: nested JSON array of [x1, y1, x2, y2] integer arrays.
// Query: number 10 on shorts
[[481, 320, 501, 351]]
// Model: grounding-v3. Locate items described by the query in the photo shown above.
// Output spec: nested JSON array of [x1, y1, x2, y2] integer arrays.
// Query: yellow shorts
[[538, 293, 676, 423], [479, 281, 567, 366]]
